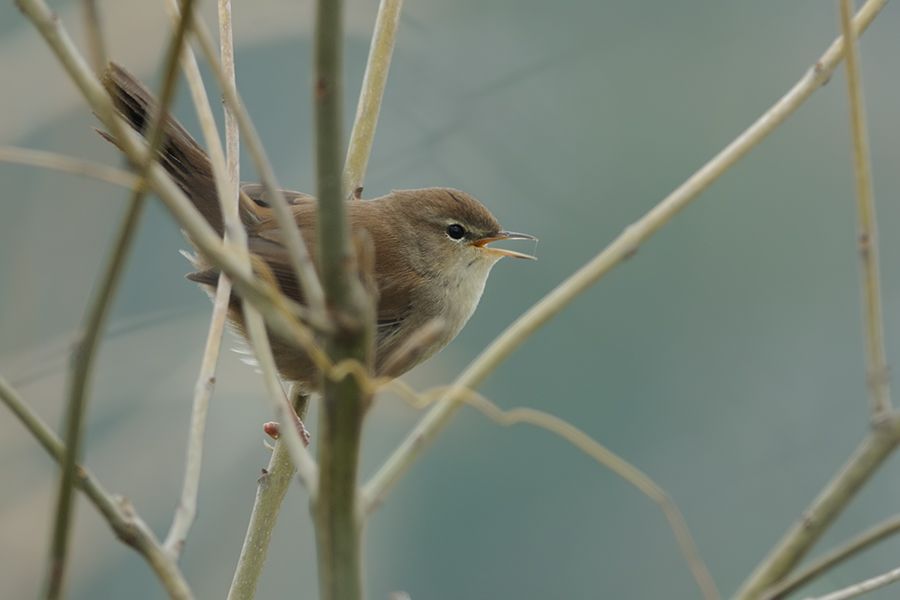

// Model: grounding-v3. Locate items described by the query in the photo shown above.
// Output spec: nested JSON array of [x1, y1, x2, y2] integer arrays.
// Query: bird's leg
[[262, 385, 312, 446], [262, 413, 311, 447]]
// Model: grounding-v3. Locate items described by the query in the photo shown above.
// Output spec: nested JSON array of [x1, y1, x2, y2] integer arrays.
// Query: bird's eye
[[446, 223, 466, 240]]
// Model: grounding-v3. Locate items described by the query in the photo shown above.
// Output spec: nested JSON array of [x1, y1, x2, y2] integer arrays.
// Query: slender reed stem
[[837, 0, 891, 423], [805, 564, 900, 600], [0, 146, 137, 188], [161, 0, 241, 558], [343, 0, 404, 195], [80, 0, 106, 74]]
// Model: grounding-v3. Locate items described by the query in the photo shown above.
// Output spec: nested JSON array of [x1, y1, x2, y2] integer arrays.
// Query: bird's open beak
[[472, 231, 538, 260]]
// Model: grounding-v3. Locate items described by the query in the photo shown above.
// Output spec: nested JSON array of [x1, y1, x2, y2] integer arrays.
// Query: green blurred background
[[3, 1, 900, 598]]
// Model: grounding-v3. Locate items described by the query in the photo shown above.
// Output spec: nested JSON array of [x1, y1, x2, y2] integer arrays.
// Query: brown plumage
[[100, 64, 535, 388]]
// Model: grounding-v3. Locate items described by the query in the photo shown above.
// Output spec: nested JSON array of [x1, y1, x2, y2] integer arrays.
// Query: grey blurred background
[[2, 1, 900, 598]]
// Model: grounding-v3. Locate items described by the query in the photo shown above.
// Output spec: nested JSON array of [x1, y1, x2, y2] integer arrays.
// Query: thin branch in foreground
[[0, 146, 138, 188], [362, 0, 888, 539], [0, 376, 193, 600], [343, 0, 404, 194], [764, 514, 900, 599], [805, 564, 900, 600], [838, 0, 891, 422], [45, 3, 197, 595], [80, 0, 106, 75], [163, 280, 230, 557], [160, 0, 240, 558]]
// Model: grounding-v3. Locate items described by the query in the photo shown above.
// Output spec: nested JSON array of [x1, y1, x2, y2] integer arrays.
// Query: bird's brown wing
[[238, 200, 423, 334]]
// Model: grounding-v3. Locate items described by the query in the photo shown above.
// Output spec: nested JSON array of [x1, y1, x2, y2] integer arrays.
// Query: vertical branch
[[312, 0, 374, 599], [161, 0, 240, 556], [45, 1, 196, 596], [314, 0, 350, 296], [80, 0, 106, 74], [343, 0, 404, 195], [228, 390, 310, 600], [838, 0, 891, 423]]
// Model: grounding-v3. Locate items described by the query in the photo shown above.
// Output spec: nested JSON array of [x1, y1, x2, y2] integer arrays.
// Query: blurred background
[[3, 1, 900, 598]]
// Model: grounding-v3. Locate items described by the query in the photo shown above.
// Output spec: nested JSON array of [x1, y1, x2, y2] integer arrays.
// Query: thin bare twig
[[45, 2, 195, 595], [805, 564, 900, 600], [0, 376, 193, 600], [764, 514, 900, 599], [80, 0, 106, 74], [0, 146, 138, 188], [343, 0, 404, 195], [384, 380, 719, 599], [160, 0, 237, 554], [838, 0, 891, 422], [734, 1, 893, 595], [363, 0, 888, 539]]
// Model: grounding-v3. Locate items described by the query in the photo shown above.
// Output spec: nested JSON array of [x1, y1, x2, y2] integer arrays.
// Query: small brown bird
[[101, 64, 535, 388]]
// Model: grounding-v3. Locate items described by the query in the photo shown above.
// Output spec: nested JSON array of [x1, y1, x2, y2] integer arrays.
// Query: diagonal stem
[[343, 0, 404, 195], [362, 0, 888, 529], [764, 514, 900, 599], [734, 418, 900, 599], [0, 376, 194, 599]]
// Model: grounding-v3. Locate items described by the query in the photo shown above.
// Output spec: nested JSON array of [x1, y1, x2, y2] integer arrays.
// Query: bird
[[100, 63, 536, 389]]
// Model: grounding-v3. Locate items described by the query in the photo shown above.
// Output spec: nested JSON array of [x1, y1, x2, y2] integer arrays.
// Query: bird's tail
[[100, 63, 235, 234]]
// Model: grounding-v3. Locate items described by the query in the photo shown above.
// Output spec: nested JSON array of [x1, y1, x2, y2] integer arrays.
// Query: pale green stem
[[228, 392, 310, 600], [311, 1, 374, 600], [837, 0, 891, 422], [343, 0, 404, 195]]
